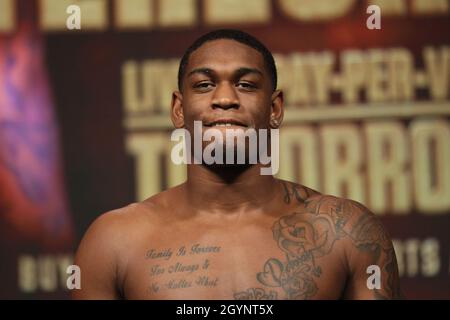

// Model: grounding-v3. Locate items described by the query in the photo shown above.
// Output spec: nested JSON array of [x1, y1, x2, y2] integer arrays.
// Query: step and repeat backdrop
[[0, 0, 449, 299]]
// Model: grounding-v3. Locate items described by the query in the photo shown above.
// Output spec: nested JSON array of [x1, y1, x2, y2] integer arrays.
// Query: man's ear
[[171, 91, 184, 128], [270, 90, 284, 129]]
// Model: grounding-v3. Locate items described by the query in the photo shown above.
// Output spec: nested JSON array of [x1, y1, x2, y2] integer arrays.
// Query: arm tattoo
[[281, 181, 308, 204], [235, 184, 401, 300], [347, 213, 402, 299]]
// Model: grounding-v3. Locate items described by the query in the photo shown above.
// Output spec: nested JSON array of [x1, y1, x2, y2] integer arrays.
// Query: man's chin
[[204, 162, 253, 168], [203, 162, 254, 178]]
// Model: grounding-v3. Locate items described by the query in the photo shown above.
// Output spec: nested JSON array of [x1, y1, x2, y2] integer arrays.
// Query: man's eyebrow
[[187, 68, 215, 78], [234, 67, 263, 78], [187, 67, 263, 78]]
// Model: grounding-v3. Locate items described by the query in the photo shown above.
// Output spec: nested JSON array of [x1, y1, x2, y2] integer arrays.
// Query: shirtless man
[[73, 29, 401, 300]]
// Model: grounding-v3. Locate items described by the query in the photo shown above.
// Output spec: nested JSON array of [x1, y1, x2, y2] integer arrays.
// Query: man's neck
[[182, 164, 280, 214]]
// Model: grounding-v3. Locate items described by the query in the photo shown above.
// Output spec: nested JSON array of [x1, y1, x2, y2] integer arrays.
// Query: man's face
[[175, 39, 278, 133]]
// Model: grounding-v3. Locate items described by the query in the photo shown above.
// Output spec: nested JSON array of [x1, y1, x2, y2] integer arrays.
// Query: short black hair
[[177, 29, 277, 92]]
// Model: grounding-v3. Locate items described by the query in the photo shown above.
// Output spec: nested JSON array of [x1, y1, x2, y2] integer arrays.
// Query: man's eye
[[194, 82, 214, 90], [236, 82, 256, 89]]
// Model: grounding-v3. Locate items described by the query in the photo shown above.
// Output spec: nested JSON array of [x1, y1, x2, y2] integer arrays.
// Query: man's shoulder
[[94, 202, 148, 225], [281, 180, 369, 213], [87, 183, 186, 237], [302, 191, 392, 251], [304, 192, 371, 219], [80, 203, 145, 244], [281, 180, 385, 238], [75, 199, 170, 265], [97, 184, 183, 223]]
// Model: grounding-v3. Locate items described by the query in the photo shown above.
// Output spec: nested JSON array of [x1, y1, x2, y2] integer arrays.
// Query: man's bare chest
[[120, 213, 348, 300]]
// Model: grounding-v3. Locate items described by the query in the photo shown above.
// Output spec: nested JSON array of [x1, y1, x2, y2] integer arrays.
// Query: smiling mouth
[[203, 119, 248, 128]]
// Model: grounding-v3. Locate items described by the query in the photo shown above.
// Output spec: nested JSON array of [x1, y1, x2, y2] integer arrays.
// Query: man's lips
[[203, 118, 248, 128]]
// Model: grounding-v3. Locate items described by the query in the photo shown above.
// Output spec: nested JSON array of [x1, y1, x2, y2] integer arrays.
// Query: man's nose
[[211, 83, 240, 110]]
